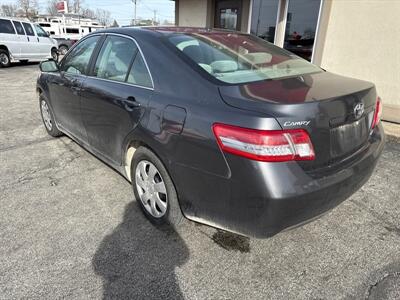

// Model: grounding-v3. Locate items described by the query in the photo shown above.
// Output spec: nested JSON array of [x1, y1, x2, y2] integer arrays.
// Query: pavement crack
[[365, 271, 400, 299]]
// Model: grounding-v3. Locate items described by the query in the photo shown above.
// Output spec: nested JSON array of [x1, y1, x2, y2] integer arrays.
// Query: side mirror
[[40, 60, 59, 72]]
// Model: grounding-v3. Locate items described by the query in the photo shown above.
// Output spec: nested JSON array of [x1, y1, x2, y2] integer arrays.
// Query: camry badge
[[354, 102, 364, 119]]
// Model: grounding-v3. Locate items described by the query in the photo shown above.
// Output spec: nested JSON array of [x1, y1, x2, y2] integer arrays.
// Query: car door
[[21, 22, 41, 58], [80, 34, 153, 163], [0, 19, 19, 58], [33, 24, 54, 58], [11, 21, 28, 59], [48, 35, 101, 141]]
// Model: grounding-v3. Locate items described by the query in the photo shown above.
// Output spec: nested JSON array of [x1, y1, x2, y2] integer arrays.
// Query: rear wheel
[[39, 95, 63, 137], [131, 147, 183, 227], [0, 49, 11, 68]]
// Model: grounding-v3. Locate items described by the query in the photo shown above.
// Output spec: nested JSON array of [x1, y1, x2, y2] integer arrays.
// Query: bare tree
[[1, 4, 18, 17], [46, 0, 58, 15], [95, 8, 111, 26], [72, 0, 83, 14], [17, 0, 38, 19], [81, 8, 95, 19], [111, 19, 119, 28]]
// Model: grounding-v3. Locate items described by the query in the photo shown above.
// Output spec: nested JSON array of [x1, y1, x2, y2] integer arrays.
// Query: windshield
[[168, 32, 322, 84]]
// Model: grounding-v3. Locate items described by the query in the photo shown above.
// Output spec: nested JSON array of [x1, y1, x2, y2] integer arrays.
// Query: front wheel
[[39, 95, 63, 137], [131, 147, 183, 227], [0, 49, 11, 68]]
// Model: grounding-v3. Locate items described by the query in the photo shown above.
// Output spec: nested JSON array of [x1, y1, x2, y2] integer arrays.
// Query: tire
[[59, 45, 68, 56], [51, 48, 58, 62], [39, 94, 63, 137], [0, 49, 11, 68], [131, 146, 183, 227]]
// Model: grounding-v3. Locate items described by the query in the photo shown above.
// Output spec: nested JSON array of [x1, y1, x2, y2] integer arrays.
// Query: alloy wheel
[[41, 100, 52, 131], [135, 160, 168, 218]]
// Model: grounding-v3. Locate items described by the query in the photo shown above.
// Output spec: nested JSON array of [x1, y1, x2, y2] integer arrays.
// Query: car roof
[[0, 17, 31, 23], [96, 26, 240, 39]]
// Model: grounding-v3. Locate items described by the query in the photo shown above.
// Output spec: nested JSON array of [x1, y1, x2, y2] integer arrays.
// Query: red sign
[[56, 1, 66, 13]]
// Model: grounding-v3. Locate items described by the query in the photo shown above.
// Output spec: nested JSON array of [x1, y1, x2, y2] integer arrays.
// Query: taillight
[[371, 96, 382, 129], [212, 123, 315, 162]]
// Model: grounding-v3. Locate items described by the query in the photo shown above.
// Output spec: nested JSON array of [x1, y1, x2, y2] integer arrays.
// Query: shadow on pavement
[[93, 202, 189, 300]]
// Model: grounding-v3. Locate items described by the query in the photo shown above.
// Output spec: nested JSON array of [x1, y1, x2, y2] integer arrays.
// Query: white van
[[0, 17, 58, 67]]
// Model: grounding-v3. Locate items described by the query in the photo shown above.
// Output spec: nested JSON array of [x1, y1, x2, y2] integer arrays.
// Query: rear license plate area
[[330, 117, 368, 158]]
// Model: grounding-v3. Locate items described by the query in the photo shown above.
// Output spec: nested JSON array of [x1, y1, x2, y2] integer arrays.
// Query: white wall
[[178, 0, 209, 27], [318, 0, 400, 123]]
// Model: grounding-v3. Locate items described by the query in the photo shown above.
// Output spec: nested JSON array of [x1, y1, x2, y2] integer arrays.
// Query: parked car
[[53, 37, 78, 55], [36, 27, 385, 238], [0, 17, 58, 67]]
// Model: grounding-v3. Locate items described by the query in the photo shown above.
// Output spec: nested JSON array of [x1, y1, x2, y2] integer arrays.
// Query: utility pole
[[153, 9, 157, 25], [132, 0, 137, 26]]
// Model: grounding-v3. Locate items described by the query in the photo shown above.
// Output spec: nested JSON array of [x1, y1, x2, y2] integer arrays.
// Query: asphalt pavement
[[0, 63, 399, 299]]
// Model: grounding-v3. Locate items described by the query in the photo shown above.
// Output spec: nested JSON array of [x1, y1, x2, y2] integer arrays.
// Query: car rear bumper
[[176, 123, 385, 238]]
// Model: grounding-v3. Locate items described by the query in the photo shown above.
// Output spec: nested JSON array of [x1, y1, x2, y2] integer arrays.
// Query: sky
[[0, 0, 176, 26]]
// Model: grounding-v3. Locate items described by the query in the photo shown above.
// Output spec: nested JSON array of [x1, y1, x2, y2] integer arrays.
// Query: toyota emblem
[[354, 102, 364, 119]]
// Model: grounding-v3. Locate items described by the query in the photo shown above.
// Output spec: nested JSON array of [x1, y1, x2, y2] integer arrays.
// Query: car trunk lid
[[218, 71, 377, 168]]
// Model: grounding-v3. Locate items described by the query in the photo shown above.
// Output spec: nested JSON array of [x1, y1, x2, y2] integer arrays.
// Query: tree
[[95, 8, 111, 26], [72, 0, 83, 14], [46, 0, 59, 15], [111, 19, 119, 28], [0, 4, 18, 17], [81, 8, 95, 19], [17, 0, 38, 19]]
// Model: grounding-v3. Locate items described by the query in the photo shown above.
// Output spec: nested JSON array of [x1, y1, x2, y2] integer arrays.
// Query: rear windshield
[[168, 32, 322, 84]]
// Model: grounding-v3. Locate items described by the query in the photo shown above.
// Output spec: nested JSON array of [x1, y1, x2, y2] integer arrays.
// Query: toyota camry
[[37, 27, 385, 237]]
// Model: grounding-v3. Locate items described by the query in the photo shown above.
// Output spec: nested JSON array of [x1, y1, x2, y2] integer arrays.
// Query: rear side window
[[0, 19, 16, 34], [127, 52, 153, 88], [62, 35, 100, 75], [22, 23, 35, 36], [94, 36, 137, 83], [12, 21, 25, 35]]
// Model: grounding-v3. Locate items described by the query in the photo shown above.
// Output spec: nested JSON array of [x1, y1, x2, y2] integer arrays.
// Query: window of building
[[39, 23, 51, 27], [250, 0, 279, 43], [283, 0, 321, 61], [66, 28, 79, 34], [0, 19, 16, 34], [12, 21, 25, 35], [94, 36, 137, 83], [22, 23, 35, 36]]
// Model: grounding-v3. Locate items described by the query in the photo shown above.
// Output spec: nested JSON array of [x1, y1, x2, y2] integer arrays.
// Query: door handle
[[124, 96, 141, 111]]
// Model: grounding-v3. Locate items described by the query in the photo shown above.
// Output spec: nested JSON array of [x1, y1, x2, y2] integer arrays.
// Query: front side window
[[0, 19, 16, 34], [34, 24, 48, 37], [22, 23, 35, 36], [94, 36, 137, 83], [12, 21, 25, 35], [168, 32, 322, 84], [62, 35, 100, 75]]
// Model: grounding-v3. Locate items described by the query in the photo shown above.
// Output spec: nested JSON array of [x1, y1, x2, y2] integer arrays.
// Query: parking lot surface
[[1, 64, 399, 300]]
